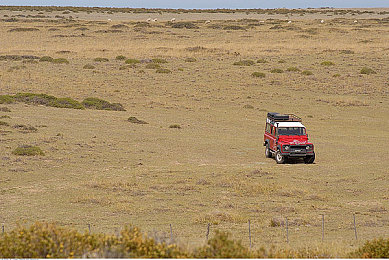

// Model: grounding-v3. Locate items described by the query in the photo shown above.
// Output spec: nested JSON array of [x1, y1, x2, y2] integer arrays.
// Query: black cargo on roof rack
[[267, 112, 289, 120]]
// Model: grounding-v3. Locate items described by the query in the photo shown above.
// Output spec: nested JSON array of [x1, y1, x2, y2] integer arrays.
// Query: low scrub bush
[[8, 27, 39, 32], [49, 97, 84, 109], [278, 59, 286, 63], [39, 56, 54, 62], [0, 115, 10, 119], [94, 57, 109, 62], [223, 25, 245, 30], [119, 64, 136, 70], [12, 145, 44, 156], [0, 107, 11, 112], [333, 73, 341, 77], [156, 68, 172, 74], [0, 95, 14, 104], [233, 60, 254, 66], [360, 67, 376, 75], [252, 72, 266, 78], [185, 57, 197, 62], [83, 64, 95, 69], [257, 58, 268, 63], [82, 97, 126, 111], [171, 22, 199, 29], [145, 63, 161, 69], [321, 61, 335, 66], [52, 58, 69, 64], [0, 121, 9, 126], [169, 124, 181, 129], [125, 59, 140, 64], [115, 55, 126, 60], [271, 68, 284, 73], [151, 58, 168, 64], [350, 238, 389, 258], [301, 70, 313, 75], [286, 66, 300, 72], [128, 117, 148, 124]]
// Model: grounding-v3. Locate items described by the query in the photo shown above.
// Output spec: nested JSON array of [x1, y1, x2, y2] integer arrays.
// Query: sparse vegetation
[[39, 56, 54, 62], [251, 72, 266, 78], [128, 117, 148, 124], [125, 58, 140, 64], [270, 68, 284, 73], [171, 22, 199, 29], [360, 67, 376, 75], [0, 121, 9, 126], [286, 66, 300, 72], [302, 70, 313, 75], [321, 61, 335, 66], [8, 27, 39, 32], [94, 57, 109, 62], [82, 97, 126, 111], [333, 73, 341, 77], [52, 58, 69, 64], [156, 68, 172, 74], [152, 58, 168, 64], [185, 57, 197, 62], [169, 124, 181, 129], [350, 238, 389, 258], [233, 60, 254, 66], [115, 55, 126, 60], [0, 107, 11, 112], [12, 145, 44, 156], [256, 58, 268, 63], [83, 64, 95, 69], [145, 63, 161, 69], [278, 59, 286, 63]]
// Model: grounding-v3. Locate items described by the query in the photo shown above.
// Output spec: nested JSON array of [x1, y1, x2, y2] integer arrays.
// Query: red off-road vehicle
[[263, 112, 315, 164]]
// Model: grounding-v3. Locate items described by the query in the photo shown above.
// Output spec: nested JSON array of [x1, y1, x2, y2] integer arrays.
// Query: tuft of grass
[[301, 70, 313, 75], [12, 145, 44, 156], [223, 25, 245, 30], [8, 27, 39, 32], [360, 67, 376, 75], [145, 63, 161, 69], [13, 124, 38, 133], [0, 121, 9, 126], [278, 59, 286, 63], [270, 68, 284, 73], [0, 95, 14, 104], [52, 58, 69, 64], [169, 124, 181, 129], [125, 58, 140, 64], [233, 60, 255, 66], [333, 73, 341, 77], [286, 66, 300, 72], [39, 56, 54, 62], [119, 64, 136, 70], [83, 64, 95, 69], [151, 58, 168, 64], [115, 55, 126, 60], [128, 117, 148, 124], [82, 97, 126, 111], [321, 61, 335, 66], [251, 72, 266, 78], [243, 104, 254, 109], [0, 115, 11, 119], [256, 58, 268, 63], [156, 68, 172, 74], [0, 107, 11, 112], [94, 57, 109, 62], [185, 57, 197, 62]]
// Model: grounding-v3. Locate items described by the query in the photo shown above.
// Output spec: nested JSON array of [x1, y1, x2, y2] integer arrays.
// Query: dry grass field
[[0, 6, 389, 255]]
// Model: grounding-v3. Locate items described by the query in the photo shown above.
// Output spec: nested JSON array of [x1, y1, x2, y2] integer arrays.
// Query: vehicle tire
[[275, 150, 285, 164], [304, 153, 315, 164], [265, 144, 272, 158]]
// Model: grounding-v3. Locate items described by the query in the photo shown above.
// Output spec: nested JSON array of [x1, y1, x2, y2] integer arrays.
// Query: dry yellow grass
[[0, 7, 388, 253]]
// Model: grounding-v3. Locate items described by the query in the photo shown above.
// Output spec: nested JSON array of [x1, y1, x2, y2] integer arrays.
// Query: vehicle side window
[[266, 123, 271, 133], [271, 126, 275, 136]]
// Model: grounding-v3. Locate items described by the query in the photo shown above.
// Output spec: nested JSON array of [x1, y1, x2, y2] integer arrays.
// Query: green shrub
[[119, 64, 136, 70], [333, 73, 341, 77], [39, 56, 54, 62], [233, 60, 255, 66], [156, 68, 172, 74], [82, 97, 126, 111], [0, 95, 14, 104], [49, 97, 84, 109], [278, 59, 286, 63], [0, 121, 9, 126], [145, 63, 161, 69], [13, 124, 38, 133], [185, 57, 197, 62], [257, 58, 268, 63], [12, 145, 44, 156], [301, 70, 313, 75], [0, 107, 11, 112], [171, 22, 199, 29], [286, 66, 300, 72], [0, 115, 10, 119], [270, 68, 284, 73], [83, 64, 95, 69], [223, 25, 245, 30], [52, 58, 69, 64], [350, 238, 389, 258], [14, 93, 57, 105], [360, 67, 376, 75], [125, 59, 140, 64], [252, 72, 266, 78], [94, 57, 109, 62], [169, 124, 181, 129], [152, 58, 168, 64], [115, 55, 126, 60], [321, 61, 335, 66], [128, 117, 148, 124]]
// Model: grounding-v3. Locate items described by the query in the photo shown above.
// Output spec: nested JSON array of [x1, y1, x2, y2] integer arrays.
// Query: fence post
[[286, 217, 289, 243], [321, 214, 324, 242], [248, 220, 252, 249], [353, 214, 358, 240], [2, 224, 4, 235], [88, 223, 91, 234], [170, 224, 173, 241], [206, 223, 210, 241]]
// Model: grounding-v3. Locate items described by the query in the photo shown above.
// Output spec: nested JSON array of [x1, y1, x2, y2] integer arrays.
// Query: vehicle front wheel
[[265, 145, 272, 158], [275, 151, 285, 164], [304, 153, 315, 164]]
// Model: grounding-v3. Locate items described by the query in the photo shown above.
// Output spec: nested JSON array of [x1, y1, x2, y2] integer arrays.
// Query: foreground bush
[[12, 145, 44, 156], [350, 238, 389, 258], [82, 97, 126, 111]]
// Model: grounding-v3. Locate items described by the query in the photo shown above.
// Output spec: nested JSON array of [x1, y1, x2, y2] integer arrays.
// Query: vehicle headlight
[[284, 145, 290, 151], [306, 145, 311, 150]]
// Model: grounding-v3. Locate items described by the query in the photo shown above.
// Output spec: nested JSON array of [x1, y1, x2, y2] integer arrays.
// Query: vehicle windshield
[[277, 127, 306, 136]]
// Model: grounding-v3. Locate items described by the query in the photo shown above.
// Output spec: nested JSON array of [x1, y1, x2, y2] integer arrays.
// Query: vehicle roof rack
[[267, 112, 302, 122]]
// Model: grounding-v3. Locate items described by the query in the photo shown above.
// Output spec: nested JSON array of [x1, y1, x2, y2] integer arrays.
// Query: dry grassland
[[0, 7, 389, 254]]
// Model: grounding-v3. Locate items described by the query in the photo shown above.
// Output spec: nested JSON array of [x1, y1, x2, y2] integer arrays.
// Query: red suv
[[264, 112, 315, 164]]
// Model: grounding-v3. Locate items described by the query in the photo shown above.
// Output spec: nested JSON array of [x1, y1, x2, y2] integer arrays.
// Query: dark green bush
[[12, 145, 44, 156], [82, 97, 126, 111], [233, 60, 255, 66], [0, 95, 14, 104], [115, 55, 126, 60], [271, 68, 284, 73], [83, 64, 95, 69], [301, 70, 313, 75], [125, 59, 140, 64], [169, 124, 181, 129], [156, 68, 172, 74], [252, 72, 266, 78], [49, 97, 84, 109], [39, 56, 54, 62], [360, 67, 376, 75], [94, 57, 109, 62], [350, 238, 389, 258]]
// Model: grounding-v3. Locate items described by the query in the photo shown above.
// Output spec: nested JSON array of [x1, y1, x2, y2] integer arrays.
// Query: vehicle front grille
[[290, 145, 306, 153]]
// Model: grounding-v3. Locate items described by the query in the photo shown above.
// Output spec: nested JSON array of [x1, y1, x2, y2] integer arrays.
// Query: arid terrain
[[0, 6, 388, 254]]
